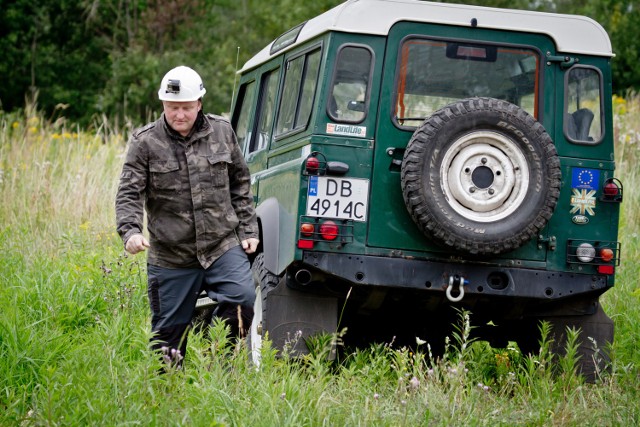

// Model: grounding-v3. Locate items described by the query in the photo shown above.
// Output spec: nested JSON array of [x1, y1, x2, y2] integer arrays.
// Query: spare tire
[[401, 97, 561, 255]]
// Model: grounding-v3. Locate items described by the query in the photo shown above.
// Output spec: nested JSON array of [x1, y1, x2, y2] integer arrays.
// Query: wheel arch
[[255, 197, 290, 276]]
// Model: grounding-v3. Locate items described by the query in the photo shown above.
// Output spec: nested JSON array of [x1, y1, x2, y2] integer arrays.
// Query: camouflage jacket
[[115, 112, 258, 269]]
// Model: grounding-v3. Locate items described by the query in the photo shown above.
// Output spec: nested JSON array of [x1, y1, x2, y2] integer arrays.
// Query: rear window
[[395, 38, 540, 127], [564, 66, 603, 144]]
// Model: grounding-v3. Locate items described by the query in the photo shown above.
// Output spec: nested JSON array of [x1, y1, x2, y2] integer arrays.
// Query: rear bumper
[[300, 251, 613, 301]]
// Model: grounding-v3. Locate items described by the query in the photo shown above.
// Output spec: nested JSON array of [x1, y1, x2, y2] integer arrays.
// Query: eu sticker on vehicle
[[307, 176, 369, 222]]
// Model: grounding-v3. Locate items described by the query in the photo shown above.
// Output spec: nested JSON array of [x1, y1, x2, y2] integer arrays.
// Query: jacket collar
[[161, 111, 210, 143]]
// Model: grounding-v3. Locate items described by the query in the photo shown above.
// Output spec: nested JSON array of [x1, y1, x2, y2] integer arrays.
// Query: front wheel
[[248, 253, 281, 366]]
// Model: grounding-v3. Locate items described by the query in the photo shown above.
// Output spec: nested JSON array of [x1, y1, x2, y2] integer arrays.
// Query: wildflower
[[280, 393, 286, 400], [12, 121, 19, 129], [409, 376, 420, 390], [401, 400, 407, 406], [161, 346, 184, 366], [374, 393, 380, 400], [427, 368, 434, 376], [477, 382, 490, 392], [416, 337, 426, 345]]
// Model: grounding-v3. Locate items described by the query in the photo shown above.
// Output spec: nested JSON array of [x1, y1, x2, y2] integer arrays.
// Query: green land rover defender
[[210, 0, 624, 379]]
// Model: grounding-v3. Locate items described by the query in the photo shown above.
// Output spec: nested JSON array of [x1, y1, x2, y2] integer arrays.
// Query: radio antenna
[[230, 46, 241, 114]]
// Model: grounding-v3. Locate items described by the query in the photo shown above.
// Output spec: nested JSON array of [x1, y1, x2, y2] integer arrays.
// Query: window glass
[[276, 56, 304, 135], [276, 47, 322, 136], [565, 67, 602, 143], [233, 81, 256, 151], [249, 68, 279, 153], [395, 39, 539, 127], [296, 50, 321, 126], [329, 46, 372, 123]]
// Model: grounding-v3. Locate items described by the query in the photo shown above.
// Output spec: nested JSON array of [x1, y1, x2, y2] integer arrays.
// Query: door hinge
[[546, 52, 578, 69]]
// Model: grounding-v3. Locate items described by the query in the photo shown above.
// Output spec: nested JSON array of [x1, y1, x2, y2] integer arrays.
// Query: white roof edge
[[241, 0, 613, 73]]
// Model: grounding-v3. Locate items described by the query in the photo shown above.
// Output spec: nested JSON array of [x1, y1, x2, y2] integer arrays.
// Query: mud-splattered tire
[[401, 97, 561, 255], [248, 253, 281, 366]]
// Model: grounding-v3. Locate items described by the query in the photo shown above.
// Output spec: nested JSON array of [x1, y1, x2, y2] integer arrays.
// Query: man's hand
[[125, 233, 150, 255], [241, 238, 259, 254]]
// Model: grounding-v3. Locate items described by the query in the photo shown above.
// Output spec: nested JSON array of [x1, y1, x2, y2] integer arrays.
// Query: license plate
[[306, 176, 369, 221]]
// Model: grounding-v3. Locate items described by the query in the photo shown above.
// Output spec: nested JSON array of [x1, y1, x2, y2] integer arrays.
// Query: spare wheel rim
[[440, 131, 530, 223]]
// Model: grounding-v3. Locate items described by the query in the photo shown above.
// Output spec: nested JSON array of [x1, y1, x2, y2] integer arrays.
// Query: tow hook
[[446, 275, 468, 302]]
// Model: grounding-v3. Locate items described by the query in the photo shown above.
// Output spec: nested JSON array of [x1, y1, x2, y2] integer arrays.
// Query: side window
[[565, 66, 603, 144], [249, 68, 280, 153], [232, 80, 256, 151], [276, 47, 322, 136], [395, 38, 540, 127], [328, 45, 373, 123]]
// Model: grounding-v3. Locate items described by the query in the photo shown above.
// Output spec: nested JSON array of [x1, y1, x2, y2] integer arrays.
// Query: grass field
[[0, 97, 639, 426]]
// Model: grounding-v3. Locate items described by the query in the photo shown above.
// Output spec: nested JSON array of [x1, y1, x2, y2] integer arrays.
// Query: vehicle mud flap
[[544, 303, 614, 383], [266, 278, 338, 357]]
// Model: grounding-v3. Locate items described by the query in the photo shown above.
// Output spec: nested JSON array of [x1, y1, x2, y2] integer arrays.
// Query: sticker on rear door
[[326, 123, 367, 137], [307, 176, 369, 221]]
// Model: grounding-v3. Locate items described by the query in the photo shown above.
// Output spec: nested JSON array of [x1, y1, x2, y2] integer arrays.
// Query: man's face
[[163, 100, 201, 136]]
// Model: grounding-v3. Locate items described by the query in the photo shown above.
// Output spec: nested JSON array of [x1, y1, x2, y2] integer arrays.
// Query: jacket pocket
[[208, 153, 232, 187], [149, 160, 180, 191]]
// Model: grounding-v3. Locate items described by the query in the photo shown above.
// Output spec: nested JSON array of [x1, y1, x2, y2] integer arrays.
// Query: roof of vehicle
[[241, 0, 613, 72]]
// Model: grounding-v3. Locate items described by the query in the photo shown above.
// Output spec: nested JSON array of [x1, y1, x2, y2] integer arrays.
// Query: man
[[116, 65, 259, 365]]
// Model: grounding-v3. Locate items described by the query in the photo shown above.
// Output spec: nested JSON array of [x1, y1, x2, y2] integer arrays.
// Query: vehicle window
[[232, 80, 256, 151], [565, 66, 603, 143], [328, 45, 373, 123], [276, 48, 322, 136], [395, 38, 539, 127], [296, 50, 321, 127], [249, 68, 280, 153]]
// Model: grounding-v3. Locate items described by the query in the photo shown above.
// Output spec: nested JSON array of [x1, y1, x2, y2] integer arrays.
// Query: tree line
[[0, 0, 637, 126]]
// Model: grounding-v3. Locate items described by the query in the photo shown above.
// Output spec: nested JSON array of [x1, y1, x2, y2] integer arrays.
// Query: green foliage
[[0, 0, 344, 125], [5, 0, 639, 126]]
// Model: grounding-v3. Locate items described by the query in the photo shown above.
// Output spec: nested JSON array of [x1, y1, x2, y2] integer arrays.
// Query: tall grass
[[1, 98, 639, 425]]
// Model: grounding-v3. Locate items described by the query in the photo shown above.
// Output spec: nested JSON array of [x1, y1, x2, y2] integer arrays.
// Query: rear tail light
[[303, 151, 349, 176], [300, 222, 315, 237], [297, 217, 354, 249], [305, 156, 321, 174], [304, 152, 326, 175], [600, 248, 614, 262], [600, 178, 623, 202], [567, 239, 621, 275], [598, 265, 615, 275], [319, 221, 339, 240]]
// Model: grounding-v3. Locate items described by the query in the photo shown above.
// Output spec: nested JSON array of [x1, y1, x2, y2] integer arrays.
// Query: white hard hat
[[158, 66, 206, 102]]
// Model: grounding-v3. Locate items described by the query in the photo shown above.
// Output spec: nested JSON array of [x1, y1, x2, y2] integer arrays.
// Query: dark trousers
[[146, 245, 255, 361]]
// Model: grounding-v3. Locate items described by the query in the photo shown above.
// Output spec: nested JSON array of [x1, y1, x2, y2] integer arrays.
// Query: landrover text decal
[[326, 123, 366, 137]]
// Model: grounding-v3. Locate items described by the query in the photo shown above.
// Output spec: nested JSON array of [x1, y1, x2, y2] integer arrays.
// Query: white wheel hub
[[440, 131, 530, 222]]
